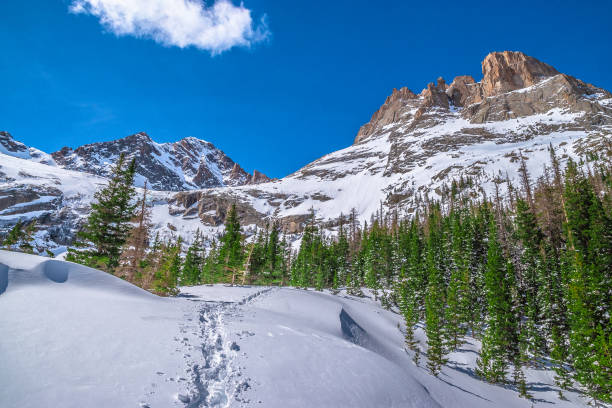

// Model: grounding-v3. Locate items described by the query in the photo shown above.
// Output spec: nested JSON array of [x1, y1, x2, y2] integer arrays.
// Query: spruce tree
[[116, 183, 152, 285], [181, 230, 204, 285], [218, 204, 243, 282], [424, 209, 447, 376], [563, 160, 612, 404], [445, 210, 470, 349], [152, 236, 182, 296], [476, 219, 517, 384], [67, 153, 137, 271]]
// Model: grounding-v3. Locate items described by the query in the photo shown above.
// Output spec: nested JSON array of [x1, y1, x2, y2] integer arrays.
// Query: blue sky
[[1, 0, 611, 178]]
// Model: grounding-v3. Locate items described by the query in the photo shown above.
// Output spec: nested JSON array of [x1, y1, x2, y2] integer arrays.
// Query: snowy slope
[[1, 252, 592, 408], [0, 250, 193, 408], [0, 151, 223, 249], [172, 99, 609, 228]]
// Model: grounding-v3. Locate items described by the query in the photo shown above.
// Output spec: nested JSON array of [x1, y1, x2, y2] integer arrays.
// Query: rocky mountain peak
[[353, 51, 594, 145], [446, 75, 478, 107], [419, 78, 450, 111], [0, 131, 28, 155], [354, 87, 418, 144], [249, 169, 273, 184], [0, 131, 55, 164], [480, 51, 559, 97], [49, 132, 271, 191]]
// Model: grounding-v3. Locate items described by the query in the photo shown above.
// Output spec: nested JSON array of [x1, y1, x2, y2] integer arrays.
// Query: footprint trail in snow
[[174, 287, 275, 408]]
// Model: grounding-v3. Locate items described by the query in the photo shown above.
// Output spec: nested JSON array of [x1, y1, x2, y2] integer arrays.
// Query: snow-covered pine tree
[[2, 219, 36, 253]]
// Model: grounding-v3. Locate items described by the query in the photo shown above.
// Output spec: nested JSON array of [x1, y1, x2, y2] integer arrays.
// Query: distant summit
[[50, 132, 271, 191], [0, 131, 55, 165]]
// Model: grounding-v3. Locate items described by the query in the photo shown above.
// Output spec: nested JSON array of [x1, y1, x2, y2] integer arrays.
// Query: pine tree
[[562, 160, 612, 404], [181, 230, 204, 285], [424, 208, 447, 376], [2, 220, 36, 253], [67, 153, 137, 271], [116, 183, 152, 285], [152, 236, 182, 296], [445, 210, 470, 349], [218, 204, 243, 282], [514, 197, 545, 363], [476, 219, 518, 384], [397, 218, 425, 360], [266, 221, 281, 276]]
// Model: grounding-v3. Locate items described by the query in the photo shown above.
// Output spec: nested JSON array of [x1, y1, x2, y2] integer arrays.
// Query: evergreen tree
[[67, 153, 137, 271], [266, 221, 281, 275], [424, 209, 447, 376], [218, 204, 243, 282], [152, 236, 182, 296], [477, 220, 518, 383], [2, 220, 36, 253], [180, 230, 204, 285], [563, 160, 612, 404], [514, 197, 545, 363], [445, 210, 470, 349], [397, 218, 425, 360], [116, 183, 152, 285]]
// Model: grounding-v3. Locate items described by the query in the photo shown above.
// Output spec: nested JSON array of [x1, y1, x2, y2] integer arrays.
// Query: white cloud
[[69, 0, 269, 54]]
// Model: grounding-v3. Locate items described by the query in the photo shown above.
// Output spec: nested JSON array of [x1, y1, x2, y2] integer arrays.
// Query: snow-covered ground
[[0, 251, 591, 407]]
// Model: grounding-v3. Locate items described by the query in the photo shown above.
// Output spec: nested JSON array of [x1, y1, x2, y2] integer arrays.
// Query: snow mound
[[0, 250, 191, 408], [0, 250, 156, 298]]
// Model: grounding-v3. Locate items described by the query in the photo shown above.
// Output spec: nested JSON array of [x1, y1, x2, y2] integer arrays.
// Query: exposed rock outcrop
[[480, 51, 559, 97], [0, 131, 55, 164], [354, 87, 418, 143]]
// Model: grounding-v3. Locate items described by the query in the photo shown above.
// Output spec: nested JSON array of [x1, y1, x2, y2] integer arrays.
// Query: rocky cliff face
[[50, 132, 271, 191], [1, 51, 610, 251]]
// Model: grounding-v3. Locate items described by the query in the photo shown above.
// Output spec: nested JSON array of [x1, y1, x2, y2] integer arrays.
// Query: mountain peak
[[0, 131, 28, 156], [354, 51, 570, 144], [0, 131, 55, 164], [124, 131, 153, 144], [481, 51, 559, 97], [50, 133, 270, 191]]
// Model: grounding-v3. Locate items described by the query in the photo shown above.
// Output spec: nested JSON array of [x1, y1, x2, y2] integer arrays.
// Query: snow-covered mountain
[[0, 131, 55, 165], [50, 132, 272, 191], [1, 51, 611, 251], [168, 51, 612, 231]]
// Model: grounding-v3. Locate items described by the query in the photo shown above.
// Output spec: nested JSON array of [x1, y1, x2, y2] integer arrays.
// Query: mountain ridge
[[1, 50, 611, 251], [1, 131, 272, 191]]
